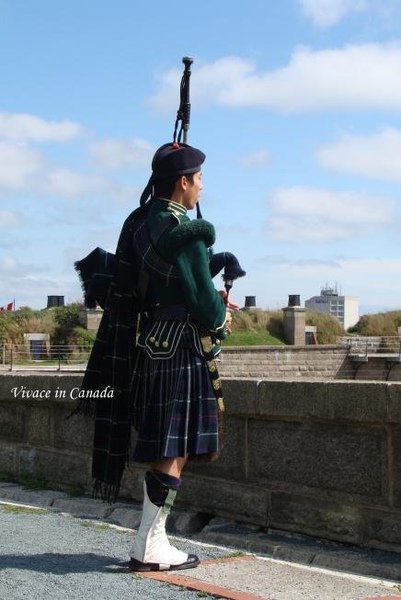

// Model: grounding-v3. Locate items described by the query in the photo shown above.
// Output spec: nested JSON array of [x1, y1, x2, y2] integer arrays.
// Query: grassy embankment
[[1, 304, 400, 347], [0, 303, 95, 347], [224, 308, 345, 346]]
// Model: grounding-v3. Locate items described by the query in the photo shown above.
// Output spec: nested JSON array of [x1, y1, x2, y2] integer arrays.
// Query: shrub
[[305, 310, 344, 344], [67, 326, 96, 348], [0, 303, 86, 346], [349, 311, 401, 336], [0, 308, 54, 344], [52, 303, 84, 344], [231, 309, 285, 342]]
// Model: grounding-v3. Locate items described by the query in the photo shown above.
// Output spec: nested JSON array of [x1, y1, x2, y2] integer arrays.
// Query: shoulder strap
[[149, 214, 176, 246]]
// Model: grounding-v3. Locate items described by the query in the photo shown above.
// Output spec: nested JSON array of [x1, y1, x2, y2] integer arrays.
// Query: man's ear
[[180, 175, 188, 190]]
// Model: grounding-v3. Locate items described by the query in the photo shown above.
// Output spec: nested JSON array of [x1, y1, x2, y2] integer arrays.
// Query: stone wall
[[217, 346, 353, 379], [217, 345, 401, 381], [1, 373, 401, 553]]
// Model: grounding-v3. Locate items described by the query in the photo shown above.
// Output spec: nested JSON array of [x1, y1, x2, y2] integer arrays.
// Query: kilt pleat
[[130, 327, 218, 462]]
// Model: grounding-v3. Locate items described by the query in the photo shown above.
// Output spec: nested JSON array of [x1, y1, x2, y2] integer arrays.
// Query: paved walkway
[[1, 482, 401, 600]]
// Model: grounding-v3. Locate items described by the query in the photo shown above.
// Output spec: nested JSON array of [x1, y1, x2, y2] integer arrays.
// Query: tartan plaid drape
[[74, 206, 146, 502]]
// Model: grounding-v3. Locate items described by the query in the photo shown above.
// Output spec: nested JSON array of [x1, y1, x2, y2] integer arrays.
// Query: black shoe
[[128, 553, 200, 572]]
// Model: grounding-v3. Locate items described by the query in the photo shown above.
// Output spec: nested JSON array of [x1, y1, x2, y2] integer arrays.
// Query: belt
[[151, 304, 189, 321]]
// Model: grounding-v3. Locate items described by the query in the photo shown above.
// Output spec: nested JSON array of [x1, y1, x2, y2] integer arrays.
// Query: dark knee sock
[[145, 470, 181, 507]]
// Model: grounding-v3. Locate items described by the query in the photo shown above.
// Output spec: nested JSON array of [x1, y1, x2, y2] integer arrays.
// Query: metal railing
[[0, 343, 93, 372], [340, 335, 401, 359], [2, 338, 401, 380], [338, 335, 401, 380]]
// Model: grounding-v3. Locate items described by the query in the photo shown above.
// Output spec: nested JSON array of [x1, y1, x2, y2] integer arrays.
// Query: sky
[[2, 0, 401, 315]]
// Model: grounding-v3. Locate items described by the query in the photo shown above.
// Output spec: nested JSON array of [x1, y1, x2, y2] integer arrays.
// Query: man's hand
[[218, 290, 240, 311]]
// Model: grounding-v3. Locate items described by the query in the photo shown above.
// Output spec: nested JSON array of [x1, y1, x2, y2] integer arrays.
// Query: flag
[[0, 301, 14, 311]]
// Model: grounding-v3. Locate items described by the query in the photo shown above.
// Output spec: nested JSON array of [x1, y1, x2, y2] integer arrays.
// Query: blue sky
[[2, 0, 401, 314]]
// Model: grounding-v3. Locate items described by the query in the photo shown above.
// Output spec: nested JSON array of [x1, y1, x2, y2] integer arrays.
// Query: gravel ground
[[1, 493, 401, 600], [0, 505, 228, 600]]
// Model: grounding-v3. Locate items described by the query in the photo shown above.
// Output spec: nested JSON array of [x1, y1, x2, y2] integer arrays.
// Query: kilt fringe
[[93, 479, 120, 504]]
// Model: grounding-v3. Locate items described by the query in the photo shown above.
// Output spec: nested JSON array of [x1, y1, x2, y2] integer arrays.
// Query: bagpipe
[[75, 57, 245, 309]]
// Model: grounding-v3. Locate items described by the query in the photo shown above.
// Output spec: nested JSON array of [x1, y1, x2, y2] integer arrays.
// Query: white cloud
[[150, 57, 255, 112], [0, 138, 137, 201], [40, 168, 107, 198], [249, 255, 401, 309], [3, 271, 80, 309], [89, 137, 154, 170], [0, 142, 45, 190], [0, 210, 22, 228], [39, 167, 138, 203], [268, 256, 401, 277], [150, 44, 401, 112], [281, 257, 401, 303], [266, 186, 395, 243], [258, 255, 341, 268], [238, 149, 271, 169], [0, 112, 83, 142], [317, 128, 401, 181], [298, 0, 367, 28]]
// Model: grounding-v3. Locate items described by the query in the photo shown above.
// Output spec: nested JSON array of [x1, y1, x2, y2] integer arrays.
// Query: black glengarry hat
[[140, 142, 205, 205], [152, 142, 205, 180]]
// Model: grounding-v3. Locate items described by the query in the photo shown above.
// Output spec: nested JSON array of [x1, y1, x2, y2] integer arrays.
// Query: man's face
[[182, 171, 203, 210]]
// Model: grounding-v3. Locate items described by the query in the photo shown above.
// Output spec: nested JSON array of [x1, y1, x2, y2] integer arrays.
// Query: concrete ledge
[[2, 373, 401, 553]]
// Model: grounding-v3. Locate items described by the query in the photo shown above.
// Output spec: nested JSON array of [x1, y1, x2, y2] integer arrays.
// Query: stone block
[[0, 487, 67, 507], [222, 379, 259, 414], [0, 373, 82, 404], [357, 505, 401, 552], [107, 506, 142, 529], [25, 406, 51, 446], [52, 496, 109, 518], [256, 380, 389, 423], [388, 365, 401, 382], [185, 415, 246, 480], [52, 405, 93, 450], [313, 550, 401, 581], [17, 446, 91, 490], [167, 510, 211, 534], [269, 492, 362, 545], [0, 403, 25, 441], [178, 474, 268, 526], [247, 419, 386, 500], [0, 443, 16, 475], [387, 383, 401, 422], [119, 463, 147, 502], [391, 428, 401, 508]]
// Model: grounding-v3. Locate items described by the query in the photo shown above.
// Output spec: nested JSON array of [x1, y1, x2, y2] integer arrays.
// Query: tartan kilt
[[130, 326, 219, 462]]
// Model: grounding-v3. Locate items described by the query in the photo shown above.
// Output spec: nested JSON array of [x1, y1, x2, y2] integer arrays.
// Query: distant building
[[305, 285, 359, 330], [47, 295, 64, 308]]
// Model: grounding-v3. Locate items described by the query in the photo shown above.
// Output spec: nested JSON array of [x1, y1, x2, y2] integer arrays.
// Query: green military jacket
[[137, 197, 227, 358]]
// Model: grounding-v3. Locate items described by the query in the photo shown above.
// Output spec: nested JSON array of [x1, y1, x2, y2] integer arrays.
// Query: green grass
[[80, 521, 110, 531], [0, 505, 49, 515], [222, 330, 284, 346], [222, 551, 246, 558]]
